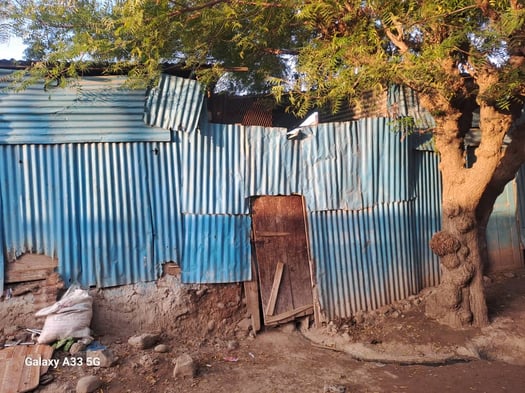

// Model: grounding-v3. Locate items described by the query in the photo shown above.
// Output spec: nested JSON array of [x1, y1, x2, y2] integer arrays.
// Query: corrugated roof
[[0, 70, 170, 143]]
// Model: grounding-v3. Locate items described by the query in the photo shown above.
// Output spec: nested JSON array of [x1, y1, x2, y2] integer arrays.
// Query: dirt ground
[[6, 270, 525, 393]]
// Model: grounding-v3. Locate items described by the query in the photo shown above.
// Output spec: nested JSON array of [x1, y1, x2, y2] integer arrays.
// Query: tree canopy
[[4, 1, 525, 112], [4, 0, 525, 328]]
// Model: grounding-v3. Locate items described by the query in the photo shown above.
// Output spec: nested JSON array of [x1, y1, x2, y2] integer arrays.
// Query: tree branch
[[385, 28, 409, 54], [476, 117, 525, 225]]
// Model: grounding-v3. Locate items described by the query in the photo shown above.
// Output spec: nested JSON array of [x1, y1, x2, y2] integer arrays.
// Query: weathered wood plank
[[265, 262, 284, 317], [0, 344, 54, 393], [18, 352, 40, 393], [5, 254, 58, 284], [244, 255, 262, 333], [265, 304, 313, 325]]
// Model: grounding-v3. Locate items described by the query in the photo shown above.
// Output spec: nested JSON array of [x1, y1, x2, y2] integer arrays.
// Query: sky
[[0, 36, 26, 60]]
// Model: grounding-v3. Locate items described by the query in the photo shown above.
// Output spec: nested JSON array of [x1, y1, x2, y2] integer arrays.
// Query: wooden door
[[251, 195, 314, 325]]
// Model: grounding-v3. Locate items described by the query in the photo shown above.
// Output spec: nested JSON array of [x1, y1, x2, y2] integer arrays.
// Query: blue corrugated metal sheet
[[144, 74, 205, 133], [245, 126, 302, 198], [517, 166, 525, 247], [412, 150, 442, 288], [0, 186, 4, 291], [0, 143, 181, 288], [176, 117, 438, 318], [180, 118, 414, 214], [486, 180, 523, 271], [181, 123, 248, 215], [300, 119, 413, 211], [310, 202, 418, 317], [0, 72, 170, 143], [181, 214, 252, 283], [147, 142, 184, 266]]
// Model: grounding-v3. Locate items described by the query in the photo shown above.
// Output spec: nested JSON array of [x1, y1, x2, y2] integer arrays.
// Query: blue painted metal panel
[[147, 142, 184, 267], [300, 122, 363, 211], [73, 143, 156, 286], [0, 181, 4, 292], [516, 165, 525, 247], [144, 74, 205, 133], [181, 123, 248, 215], [180, 118, 413, 215], [412, 150, 442, 288], [0, 142, 183, 289], [310, 201, 418, 319], [300, 118, 412, 212], [245, 126, 302, 198], [486, 180, 523, 271], [0, 74, 170, 143], [181, 214, 252, 283]]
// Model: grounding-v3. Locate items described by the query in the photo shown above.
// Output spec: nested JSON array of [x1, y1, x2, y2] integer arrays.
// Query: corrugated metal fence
[[1, 73, 449, 319]]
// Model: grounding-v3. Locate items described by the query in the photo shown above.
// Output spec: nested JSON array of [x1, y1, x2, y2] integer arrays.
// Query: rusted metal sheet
[[251, 195, 313, 325]]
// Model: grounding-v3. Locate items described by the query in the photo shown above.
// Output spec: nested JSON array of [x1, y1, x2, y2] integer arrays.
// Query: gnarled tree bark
[[420, 77, 521, 328]]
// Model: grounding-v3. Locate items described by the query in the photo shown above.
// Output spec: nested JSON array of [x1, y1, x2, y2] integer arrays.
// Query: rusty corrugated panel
[[144, 74, 205, 133], [208, 95, 275, 127], [0, 72, 170, 143]]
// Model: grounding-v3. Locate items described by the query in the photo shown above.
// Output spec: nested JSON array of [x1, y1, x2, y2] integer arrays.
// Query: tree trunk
[[418, 77, 522, 329], [425, 205, 489, 328]]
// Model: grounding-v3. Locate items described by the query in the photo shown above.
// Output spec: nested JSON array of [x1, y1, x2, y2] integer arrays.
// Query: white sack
[[35, 286, 93, 344]]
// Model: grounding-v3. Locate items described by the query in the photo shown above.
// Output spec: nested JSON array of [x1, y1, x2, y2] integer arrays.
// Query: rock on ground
[[127, 333, 160, 349], [154, 344, 170, 353], [87, 348, 117, 367], [173, 353, 196, 378], [76, 376, 102, 393]]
